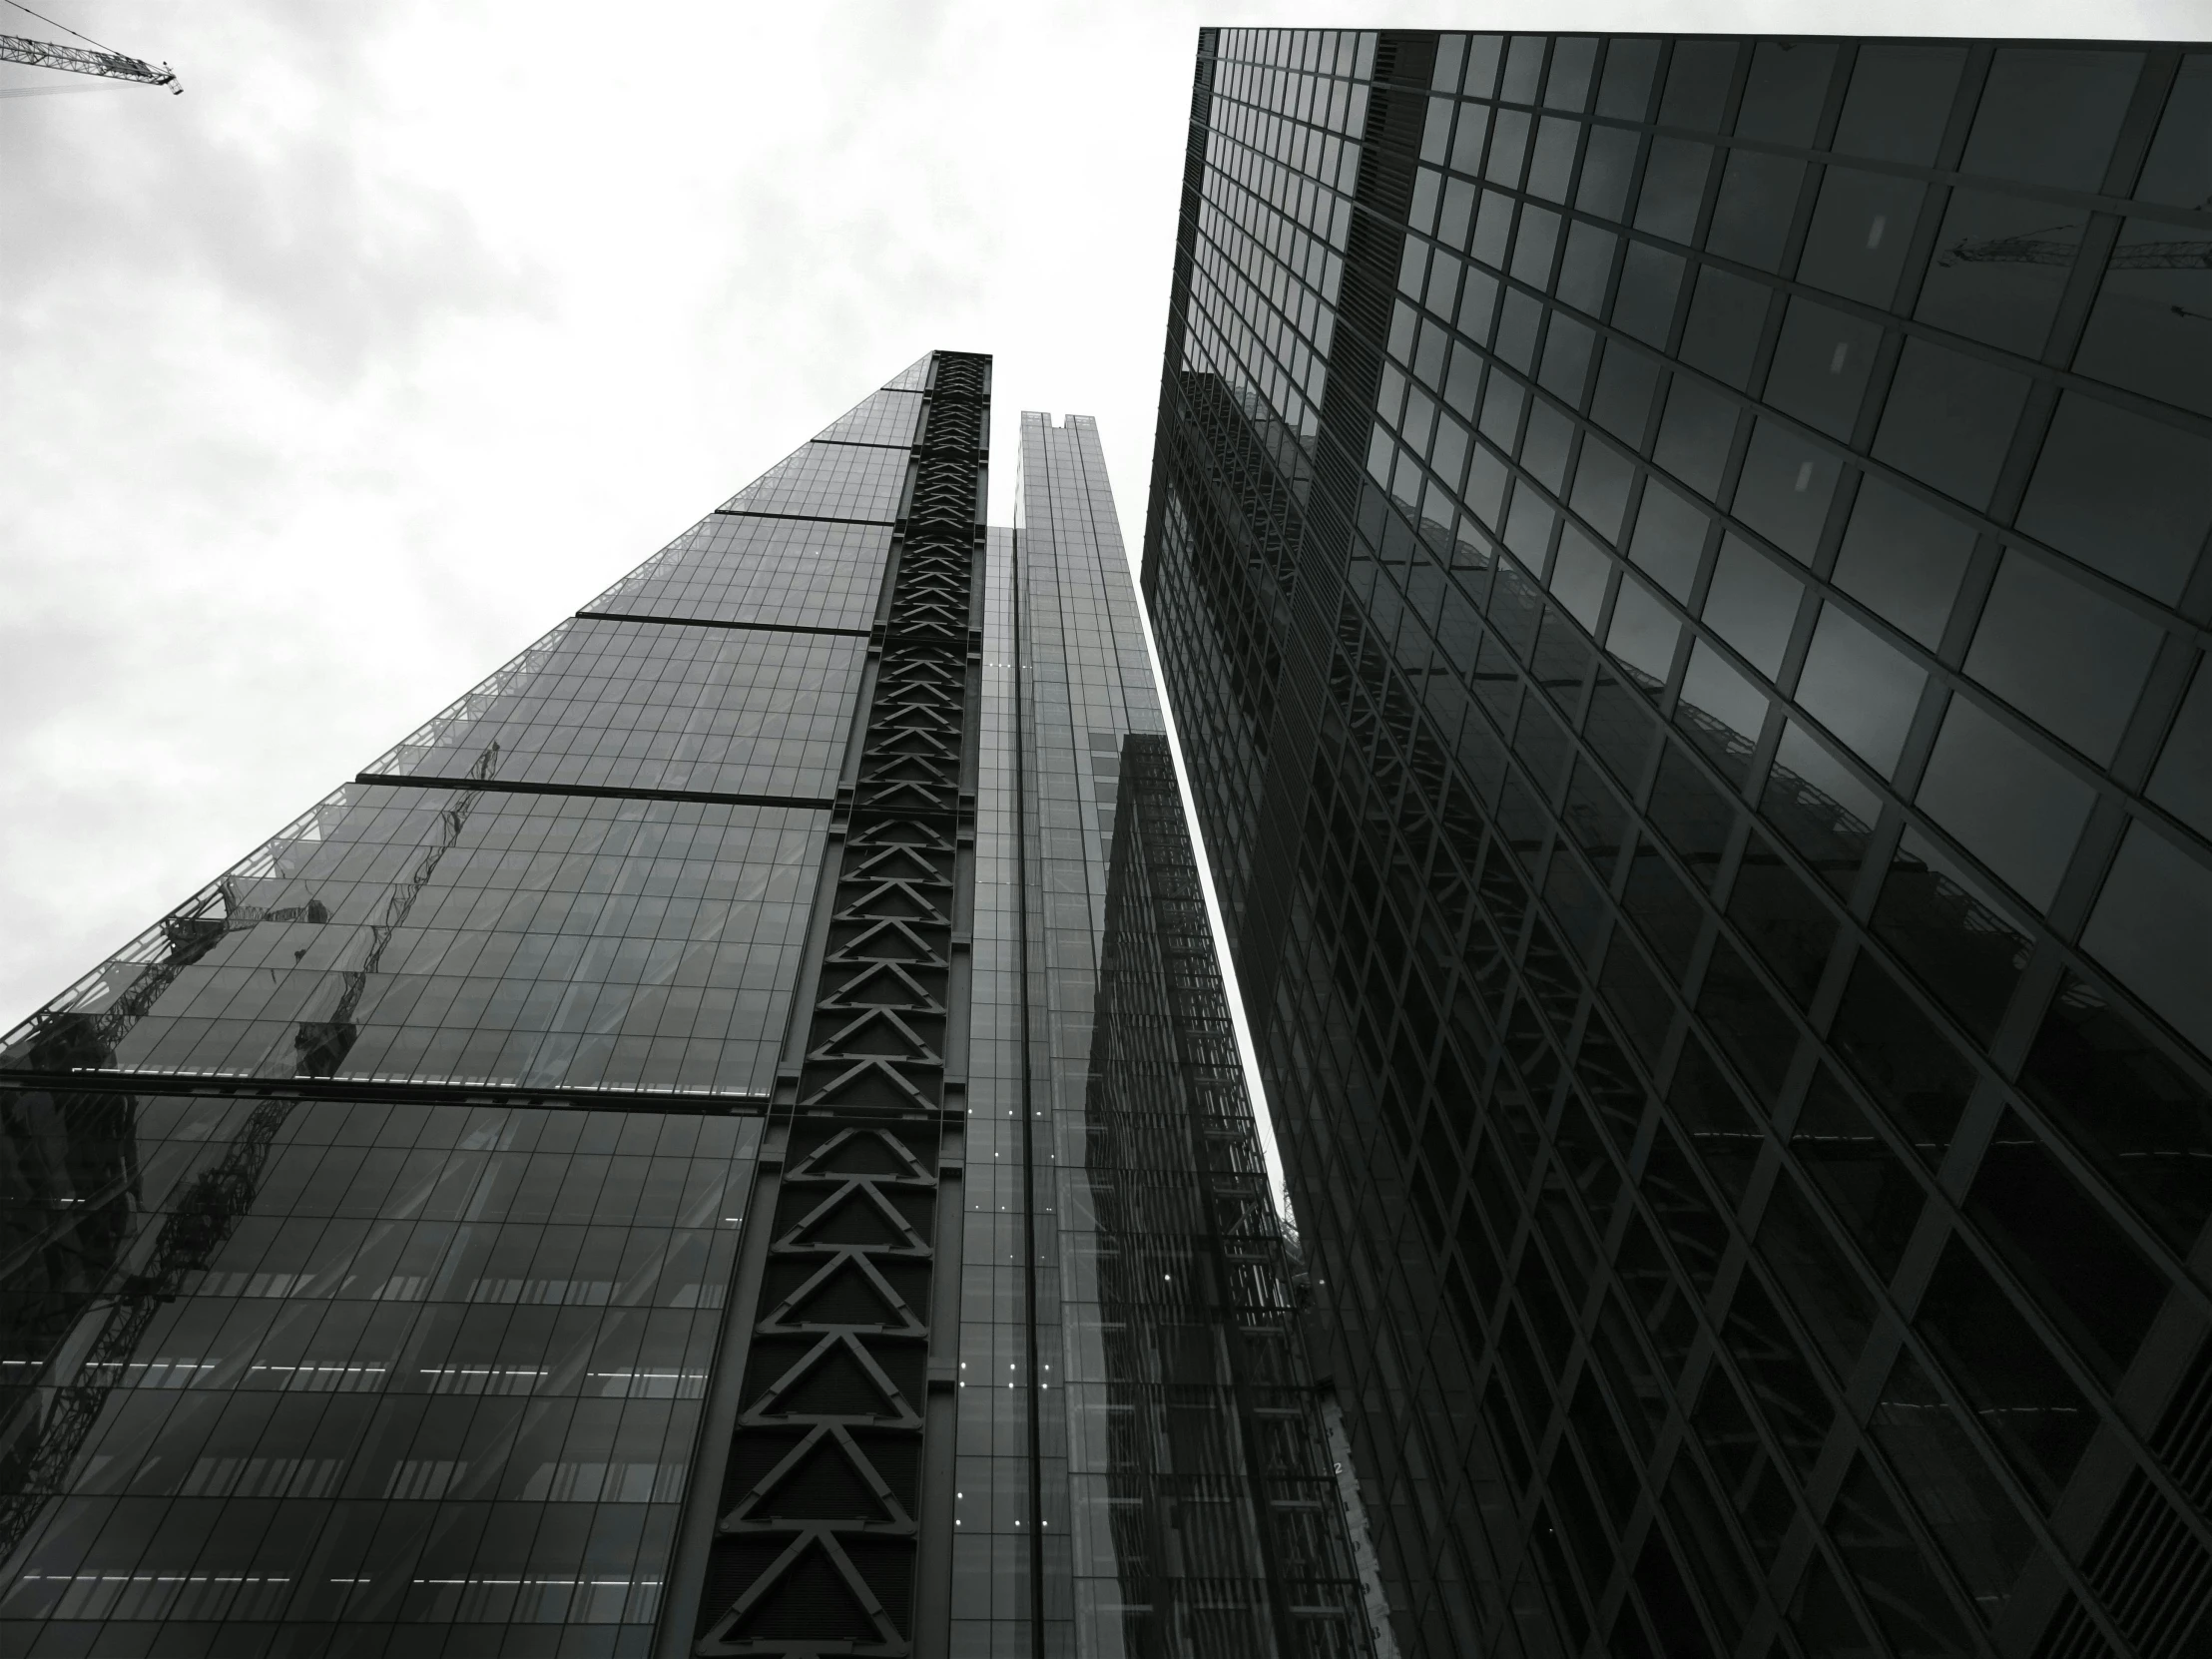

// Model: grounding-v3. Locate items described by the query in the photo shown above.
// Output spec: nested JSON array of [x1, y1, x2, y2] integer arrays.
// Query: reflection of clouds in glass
[[1915, 696, 2094, 909], [2082, 821, 2212, 1054], [1796, 604, 1925, 777], [1833, 476, 1973, 648], [2016, 392, 2211, 603], [1629, 479, 1706, 599], [1681, 641, 1769, 746], [1548, 526, 1609, 631], [1963, 551, 2160, 763]]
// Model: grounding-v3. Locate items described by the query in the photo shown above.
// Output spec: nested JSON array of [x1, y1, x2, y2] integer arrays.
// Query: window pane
[[1825, 1452, 1977, 1657], [1798, 169, 1924, 307], [1872, 339, 2029, 511], [2015, 392, 2212, 604], [2073, 217, 2212, 419], [2148, 654, 2212, 842], [1963, 550, 2161, 763], [1736, 41, 1836, 146], [1916, 190, 2084, 357], [2135, 52, 2212, 212], [2081, 821, 2212, 1057], [1705, 150, 1805, 272], [1828, 953, 1972, 1163], [1755, 1176, 1874, 1375], [1870, 828, 2033, 1044], [1792, 1065, 1923, 1279], [1733, 420, 1842, 564], [1765, 297, 1880, 439], [1960, 47, 2142, 192], [1831, 475, 1974, 649], [1728, 828, 1836, 1008], [1679, 267, 1771, 389], [1916, 695, 2094, 909], [1702, 536, 1803, 678], [1796, 603, 1924, 779], [1762, 721, 1880, 896], [1654, 377, 1739, 499], [1834, 43, 1965, 166]]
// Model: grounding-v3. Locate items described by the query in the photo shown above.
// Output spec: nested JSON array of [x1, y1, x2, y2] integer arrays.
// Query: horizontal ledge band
[[711, 508, 897, 526], [575, 610, 871, 639], [353, 773, 836, 812], [0, 1066, 770, 1115]]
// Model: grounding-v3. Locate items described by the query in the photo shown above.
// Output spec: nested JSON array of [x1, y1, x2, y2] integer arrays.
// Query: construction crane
[[0, 0, 177, 94], [0, 745, 497, 1571]]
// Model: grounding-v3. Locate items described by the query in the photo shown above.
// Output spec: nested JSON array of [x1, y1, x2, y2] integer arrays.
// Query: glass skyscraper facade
[[0, 360, 1368, 1657], [1144, 27, 2212, 1659]]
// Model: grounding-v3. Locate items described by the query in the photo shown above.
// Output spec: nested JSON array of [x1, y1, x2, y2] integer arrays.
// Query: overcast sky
[[3, 0, 2200, 1035]]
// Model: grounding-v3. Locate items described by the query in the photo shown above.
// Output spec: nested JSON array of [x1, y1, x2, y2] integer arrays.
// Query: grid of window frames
[[1150, 28, 2212, 1659]]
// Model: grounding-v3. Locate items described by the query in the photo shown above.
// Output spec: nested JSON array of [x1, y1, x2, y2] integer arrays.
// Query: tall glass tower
[[0, 357, 1369, 1658], [1143, 29, 2212, 1659]]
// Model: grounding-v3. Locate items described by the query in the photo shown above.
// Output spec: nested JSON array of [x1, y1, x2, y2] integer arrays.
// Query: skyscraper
[[1144, 27, 2212, 1659], [0, 360, 1371, 1656]]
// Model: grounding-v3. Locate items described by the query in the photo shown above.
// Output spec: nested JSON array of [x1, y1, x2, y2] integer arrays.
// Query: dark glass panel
[[1826, 1453, 1977, 1657], [1539, 314, 1597, 403], [1702, 536, 1802, 677], [1662, 1449, 1755, 1645], [1735, 41, 1836, 145], [1720, 1273, 1833, 1474], [1834, 43, 1965, 166], [1678, 267, 1770, 390], [1628, 479, 1708, 601], [2150, 654, 2212, 840], [1764, 297, 1880, 440], [1634, 1528, 1714, 1659], [1528, 116, 1581, 203], [1827, 951, 1973, 1163], [1496, 289, 1544, 372], [1916, 190, 2083, 357], [1572, 1371, 1641, 1518], [1967, 1111, 2167, 1384], [1872, 339, 2029, 511], [1600, 935, 1673, 1067], [1762, 721, 1880, 898], [2074, 217, 2212, 420], [1868, 1349, 2033, 1626], [1658, 39, 1738, 132], [1917, 1237, 2099, 1506], [1963, 550, 2161, 764], [1488, 108, 1532, 187], [1591, 339, 1663, 447], [1915, 695, 2093, 910], [1635, 139, 1714, 245], [2135, 53, 2212, 212], [1607, 574, 1680, 685], [1791, 1067, 1922, 1281], [1545, 37, 1598, 111], [1755, 1175, 1875, 1375], [1831, 474, 1974, 649], [1788, 1551, 1882, 1658], [2016, 390, 2211, 605], [1471, 189, 1516, 270], [1798, 169, 1924, 306], [1569, 433, 1634, 541], [1961, 47, 2142, 193], [1694, 936, 1797, 1107], [1668, 1037, 1763, 1200], [1512, 205, 1564, 286], [2081, 821, 2212, 1060], [1623, 838, 1703, 977], [1643, 1124, 1731, 1293], [1676, 642, 1765, 786], [1597, 38, 1661, 121], [1654, 377, 1738, 500], [1870, 828, 2032, 1043], [1557, 221, 1618, 315], [1727, 829, 1835, 1009], [1705, 151, 1804, 273], [2019, 972, 2212, 1259], [1618, 1209, 1700, 1372], [1646, 745, 1736, 889], [1578, 124, 1640, 221], [1795, 602, 1924, 779], [1614, 244, 1687, 347], [1523, 401, 1575, 493], [1689, 1370, 1796, 1567], [1733, 419, 1841, 564], [1585, 664, 1659, 785], [1593, 1288, 1667, 1449], [1501, 34, 1547, 103]]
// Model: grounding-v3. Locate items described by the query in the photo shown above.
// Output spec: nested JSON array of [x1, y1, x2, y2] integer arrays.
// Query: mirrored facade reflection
[[4, 355, 1370, 1657], [1144, 28, 2212, 1659]]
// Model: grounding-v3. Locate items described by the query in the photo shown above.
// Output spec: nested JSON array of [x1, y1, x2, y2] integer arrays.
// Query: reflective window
[[1733, 422, 1841, 564], [1728, 828, 1836, 1007], [1795, 603, 1924, 778], [1653, 376, 1738, 498], [1706, 151, 1805, 272], [1825, 1452, 1976, 1655], [1628, 480, 1708, 600], [2135, 52, 2212, 211], [2073, 218, 2212, 419], [1798, 169, 1924, 306], [1701, 537, 1802, 677], [1791, 1065, 1922, 1279], [1915, 190, 2083, 356], [1755, 1175, 1874, 1373], [2148, 655, 2212, 841], [1962, 551, 2161, 763], [1597, 38, 1661, 121], [1833, 43, 1966, 166], [1679, 267, 1771, 388], [2081, 821, 2212, 1057], [1827, 950, 1974, 1160], [1872, 339, 2029, 510], [1831, 476, 1974, 649], [1635, 139, 1714, 244], [1577, 125, 1640, 220], [1735, 41, 1836, 146], [2015, 392, 2212, 604], [1614, 244, 1686, 346], [1763, 721, 1881, 896], [1915, 695, 2094, 909], [1765, 297, 1881, 439], [1961, 47, 2142, 193], [1658, 39, 1738, 131]]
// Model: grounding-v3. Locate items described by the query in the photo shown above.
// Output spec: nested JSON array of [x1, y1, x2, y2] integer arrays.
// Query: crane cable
[[1, 0, 129, 58]]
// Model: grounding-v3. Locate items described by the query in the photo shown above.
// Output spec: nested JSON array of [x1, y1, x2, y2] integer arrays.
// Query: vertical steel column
[[674, 352, 990, 1657]]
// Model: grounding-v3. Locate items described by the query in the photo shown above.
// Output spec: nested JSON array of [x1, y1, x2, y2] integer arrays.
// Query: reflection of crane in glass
[[0, 746, 496, 1570], [1939, 229, 2212, 321]]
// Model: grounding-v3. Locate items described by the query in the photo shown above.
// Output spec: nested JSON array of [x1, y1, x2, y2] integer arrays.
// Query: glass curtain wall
[[1144, 28, 2212, 1659]]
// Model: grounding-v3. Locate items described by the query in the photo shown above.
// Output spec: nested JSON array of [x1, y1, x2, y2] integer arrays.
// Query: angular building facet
[[1143, 29, 2212, 1659], [0, 357, 1369, 1658]]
